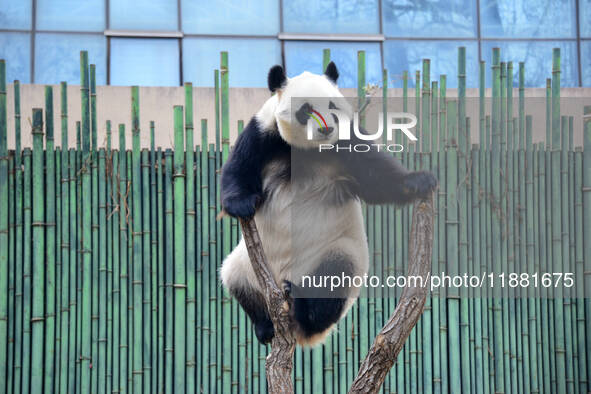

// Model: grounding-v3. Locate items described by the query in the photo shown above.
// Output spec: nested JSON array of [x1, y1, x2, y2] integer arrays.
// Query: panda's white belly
[[254, 162, 369, 286]]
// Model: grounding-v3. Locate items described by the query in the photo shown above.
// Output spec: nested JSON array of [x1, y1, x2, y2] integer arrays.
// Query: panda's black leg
[[287, 253, 354, 339], [229, 286, 274, 344]]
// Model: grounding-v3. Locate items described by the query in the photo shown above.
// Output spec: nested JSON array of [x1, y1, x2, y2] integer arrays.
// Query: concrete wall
[[5, 84, 591, 149]]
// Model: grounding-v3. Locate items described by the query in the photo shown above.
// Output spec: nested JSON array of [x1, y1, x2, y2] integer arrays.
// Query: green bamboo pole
[[506, 62, 521, 394], [323, 49, 331, 71], [118, 123, 129, 394], [112, 137, 121, 394], [525, 115, 540, 394], [68, 145, 77, 393], [79, 51, 93, 393], [219, 52, 233, 393], [7, 143, 14, 394], [164, 147, 174, 394], [438, 74, 448, 394], [194, 135, 202, 394], [568, 117, 578, 393], [13, 78, 24, 394], [141, 147, 151, 391], [550, 48, 567, 394], [456, 47, 472, 394], [89, 65, 100, 394], [478, 59, 491, 394], [471, 143, 484, 394], [430, 79, 441, 394], [156, 147, 165, 394], [126, 149, 133, 390], [75, 120, 82, 392], [22, 147, 32, 394], [356, 51, 368, 387], [207, 137, 218, 393], [184, 82, 196, 391], [43, 85, 57, 393], [0, 59, 8, 392], [199, 119, 210, 394], [149, 121, 158, 393], [420, 58, 433, 394], [98, 146, 107, 393], [575, 142, 587, 392], [106, 121, 113, 394], [490, 48, 505, 393], [130, 85, 143, 394], [446, 100, 461, 393], [173, 106, 186, 393], [31, 107, 45, 394], [581, 105, 591, 392], [561, 115, 575, 393], [58, 81, 69, 394]]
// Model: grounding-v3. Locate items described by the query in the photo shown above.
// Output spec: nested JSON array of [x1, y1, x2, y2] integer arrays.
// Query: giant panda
[[220, 62, 437, 346]]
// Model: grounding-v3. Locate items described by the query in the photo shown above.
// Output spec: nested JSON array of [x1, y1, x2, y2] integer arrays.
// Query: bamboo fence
[[0, 46, 590, 393]]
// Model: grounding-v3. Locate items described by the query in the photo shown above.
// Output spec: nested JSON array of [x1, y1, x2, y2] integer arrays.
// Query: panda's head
[[261, 62, 352, 149]]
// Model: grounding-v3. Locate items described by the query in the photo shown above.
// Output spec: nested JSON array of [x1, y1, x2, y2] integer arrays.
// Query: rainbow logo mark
[[307, 109, 329, 131]]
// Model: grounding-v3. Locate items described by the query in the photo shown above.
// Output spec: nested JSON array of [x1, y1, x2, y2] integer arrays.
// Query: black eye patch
[[329, 101, 338, 110], [295, 102, 312, 125]]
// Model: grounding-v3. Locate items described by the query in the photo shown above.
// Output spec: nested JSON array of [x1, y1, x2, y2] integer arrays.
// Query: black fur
[[286, 253, 354, 337], [221, 118, 290, 219], [332, 130, 437, 204], [229, 285, 274, 344], [324, 61, 339, 84], [268, 65, 287, 92]]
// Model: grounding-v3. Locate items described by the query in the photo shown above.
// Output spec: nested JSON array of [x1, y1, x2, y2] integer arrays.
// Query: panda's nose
[[317, 126, 334, 136]]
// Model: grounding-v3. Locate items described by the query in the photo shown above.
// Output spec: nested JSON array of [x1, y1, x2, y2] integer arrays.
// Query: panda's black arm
[[221, 118, 288, 218], [335, 136, 437, 205]]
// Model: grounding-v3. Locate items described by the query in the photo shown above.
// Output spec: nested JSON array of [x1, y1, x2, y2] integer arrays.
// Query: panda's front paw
[[222, 194, 260, 219], [403, 171, 438, 199]]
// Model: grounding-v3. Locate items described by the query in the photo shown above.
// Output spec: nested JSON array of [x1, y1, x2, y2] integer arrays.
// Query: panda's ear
[[324, 61, 339, 84], [268, 65, 287, 93]]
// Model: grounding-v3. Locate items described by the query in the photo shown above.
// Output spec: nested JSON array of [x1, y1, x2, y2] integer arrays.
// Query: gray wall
[[5, 84, 591, 150]]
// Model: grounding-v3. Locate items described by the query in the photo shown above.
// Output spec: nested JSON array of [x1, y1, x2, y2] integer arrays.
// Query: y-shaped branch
[[349, 196, 434, 393], [239, 194, 434, 394]]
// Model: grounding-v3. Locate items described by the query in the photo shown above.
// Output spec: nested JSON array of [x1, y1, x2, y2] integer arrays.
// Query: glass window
[[580, 40, 591, 86], [480, 0, 576, 38], [283, 0, 379, 34], [284, 41, 381, 89], [0, 33, 31, 83], [110, 0, 178, 31], [182, 0, 278, 35], [110, 38, 179, 86], [35, 33, 106, 84], [581, 0, 591, 37], [383, 40, 478, 88], [0, 0, 32, 29], [183, 38, 280, 87], [36, 0, 105, 32], [481, 41, 578, 87], [382, 0, 476, 38]]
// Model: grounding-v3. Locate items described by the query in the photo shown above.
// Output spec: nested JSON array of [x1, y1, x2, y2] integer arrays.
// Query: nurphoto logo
[[305, 108, 419, 152]]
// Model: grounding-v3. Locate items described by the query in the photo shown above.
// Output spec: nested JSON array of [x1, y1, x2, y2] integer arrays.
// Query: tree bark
[[239, 195, 434, 394], [349, 196, 434, 393], [238, 217, 296, 393]]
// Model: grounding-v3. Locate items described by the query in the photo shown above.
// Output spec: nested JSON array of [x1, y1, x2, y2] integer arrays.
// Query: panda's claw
[[282, 280, 293, 298]]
